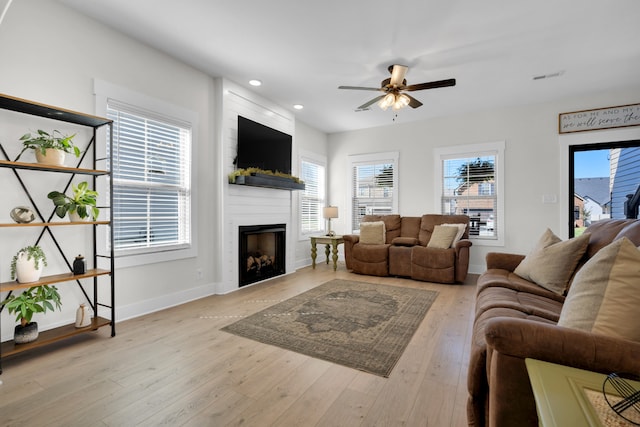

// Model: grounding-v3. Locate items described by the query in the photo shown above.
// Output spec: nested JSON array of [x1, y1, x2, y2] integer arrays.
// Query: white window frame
[[94, 79, 198, 268], [348, 151, 399, 234], [434, 141, 505, 247], [298, 150, 327, 239]]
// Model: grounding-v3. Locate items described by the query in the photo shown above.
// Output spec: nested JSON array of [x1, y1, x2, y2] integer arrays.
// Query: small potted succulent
[[48, 181, 99, 221], [15, 129, 80, 166], [10, 245, 47, 283], [1, 285, 62, 344]]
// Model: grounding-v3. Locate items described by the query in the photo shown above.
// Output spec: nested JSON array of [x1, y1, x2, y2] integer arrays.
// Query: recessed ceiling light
[[249, 79, 262, 86], [293, 104, 304, 110]]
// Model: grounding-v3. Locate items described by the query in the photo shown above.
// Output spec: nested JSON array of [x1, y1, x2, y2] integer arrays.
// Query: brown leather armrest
[[392, 237, 418, 246], [485, 317, 640, 376], [485, 252, 526, 272], [343, 234, 359, 244]]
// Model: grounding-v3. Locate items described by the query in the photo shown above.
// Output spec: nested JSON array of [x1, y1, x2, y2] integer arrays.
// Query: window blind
[[107, 100, 192, 252], [351, 161, 395, 232], [300, 159, 325, 234]]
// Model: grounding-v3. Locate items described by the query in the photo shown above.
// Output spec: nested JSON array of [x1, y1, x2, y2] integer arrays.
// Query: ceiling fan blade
[[338, 85, 385, 91], [404, 78, 456, 91], [405, 94, 423, 108], [389, 65, 408, 87], [357, 95, 386, 110]]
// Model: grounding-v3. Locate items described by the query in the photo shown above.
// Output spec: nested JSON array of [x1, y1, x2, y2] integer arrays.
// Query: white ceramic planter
[[35, 148, 65, 166], [68, 211, 91, 222], [15, 252, 44, 283]]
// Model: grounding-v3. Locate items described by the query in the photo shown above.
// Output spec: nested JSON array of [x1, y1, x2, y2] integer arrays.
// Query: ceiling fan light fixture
[[378, 93, 396, 110], [393, 94, 410, 110]]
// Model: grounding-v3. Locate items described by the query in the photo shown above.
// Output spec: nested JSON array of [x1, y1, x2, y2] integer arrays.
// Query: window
[[434, 141, 505, 246], [348, 152, 399, 233], [299, 152, 326, 236], [94, 79, 197, 266], [569, 139, 640, 237]]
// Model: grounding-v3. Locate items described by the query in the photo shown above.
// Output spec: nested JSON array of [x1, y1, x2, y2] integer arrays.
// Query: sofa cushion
[[359, 221, 386, 245], [558, 237, 640, 342], [513, 229, 590, 295], [399, 216, 422, 239], [427, 225, 459, 249], [442, 223, 466, 246], [475, 281, 563, 322]]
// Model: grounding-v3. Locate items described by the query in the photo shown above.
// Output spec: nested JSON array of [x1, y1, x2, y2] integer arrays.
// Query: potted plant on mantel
[[48, 181, 99, 221], [15, 129, 80, 166], [1, 284, 62, 344]]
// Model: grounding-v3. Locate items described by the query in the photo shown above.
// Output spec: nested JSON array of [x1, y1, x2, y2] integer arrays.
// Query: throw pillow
[[441, 223, 466, 247], [558, 237, 640, 342], [427, 225, 459, 249], [359, 221, 386, 245], [513, 228, 590, 295]]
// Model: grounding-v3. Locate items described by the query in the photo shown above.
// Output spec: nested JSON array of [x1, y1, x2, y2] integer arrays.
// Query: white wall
[[0, 0, 218, 339], [328, 86, 640, 273], [293, 120, 329, 268]]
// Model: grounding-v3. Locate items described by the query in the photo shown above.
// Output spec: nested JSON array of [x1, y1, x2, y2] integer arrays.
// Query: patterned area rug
[[221, 279, 438, 377]]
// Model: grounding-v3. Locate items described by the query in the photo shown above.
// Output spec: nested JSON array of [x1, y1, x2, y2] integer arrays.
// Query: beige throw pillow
[[558, 237, 640, 342], [359, 221, 386, 245], [441, 223, 466, 247], [427, 225, 459, 249], [513, 228, 590, 295]]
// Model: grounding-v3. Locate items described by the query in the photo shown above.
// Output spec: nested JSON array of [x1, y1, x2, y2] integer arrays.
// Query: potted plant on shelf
[[15, 129, 80, 166], [10, 245, 48, 283], [47, 181, 99, 221], [1, 285, 62, 344]]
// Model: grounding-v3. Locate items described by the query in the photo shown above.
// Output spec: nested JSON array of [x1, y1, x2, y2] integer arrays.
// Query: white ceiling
[[60, 0, 640, 134]]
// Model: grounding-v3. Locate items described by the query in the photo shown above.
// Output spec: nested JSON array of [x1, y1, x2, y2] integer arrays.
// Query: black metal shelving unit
[[0, 93, 115, 373]]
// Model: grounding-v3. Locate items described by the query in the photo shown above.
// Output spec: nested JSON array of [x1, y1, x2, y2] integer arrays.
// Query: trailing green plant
[[1, 285, 62, 327], [228, 167, 304, 184], [15, 129, 80, 161], [10, 245, 47, 280], [48, 181, 99, 220]]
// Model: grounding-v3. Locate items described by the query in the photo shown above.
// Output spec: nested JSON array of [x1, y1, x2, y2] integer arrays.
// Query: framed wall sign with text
[[559, 103, 640, 134]]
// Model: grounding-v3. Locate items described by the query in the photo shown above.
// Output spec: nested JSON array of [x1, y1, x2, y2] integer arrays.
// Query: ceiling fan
[[338, 64, 456, 111]]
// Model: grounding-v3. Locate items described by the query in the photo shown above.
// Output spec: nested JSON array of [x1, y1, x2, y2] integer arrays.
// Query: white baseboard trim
[[108, 282, 217, 322]]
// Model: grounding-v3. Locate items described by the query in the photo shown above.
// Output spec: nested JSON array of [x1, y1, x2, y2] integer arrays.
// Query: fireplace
[[239, 224, 286, 287]]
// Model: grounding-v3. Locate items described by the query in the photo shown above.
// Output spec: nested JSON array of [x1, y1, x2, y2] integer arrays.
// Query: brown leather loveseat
[[343, 214, 472, 283], [468, 218, 640, 427]]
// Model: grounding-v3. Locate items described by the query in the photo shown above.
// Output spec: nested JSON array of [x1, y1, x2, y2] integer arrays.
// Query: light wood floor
[[0, 263, 477, 427]]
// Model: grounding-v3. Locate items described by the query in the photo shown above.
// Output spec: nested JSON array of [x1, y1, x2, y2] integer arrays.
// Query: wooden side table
[[310, 235, 344, 271]]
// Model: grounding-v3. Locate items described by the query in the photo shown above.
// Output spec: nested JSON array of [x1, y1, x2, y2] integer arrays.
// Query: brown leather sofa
[[468, 218, 640, 427], [343, 214, 472, 283]]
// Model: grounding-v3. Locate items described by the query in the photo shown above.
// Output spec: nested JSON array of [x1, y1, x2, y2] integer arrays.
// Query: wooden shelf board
[[0, 93, 111, 128], [0, 159, 108, 175], [0, 269, 111, 292], [0, 317, 112, 357], [0, 221, 110, 227]]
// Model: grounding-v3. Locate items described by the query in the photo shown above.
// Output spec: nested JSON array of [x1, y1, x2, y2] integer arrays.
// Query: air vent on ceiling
[[533, 70, 565, 81]]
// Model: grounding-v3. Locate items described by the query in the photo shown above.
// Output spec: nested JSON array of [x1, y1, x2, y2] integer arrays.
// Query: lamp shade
[[323, 206, 338, 219]]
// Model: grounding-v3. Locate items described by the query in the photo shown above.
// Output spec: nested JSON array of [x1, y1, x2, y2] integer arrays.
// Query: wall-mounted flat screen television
[[236, 116, 292, 175]]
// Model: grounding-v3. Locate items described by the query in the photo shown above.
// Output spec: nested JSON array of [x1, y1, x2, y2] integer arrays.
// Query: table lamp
[[323, 206, 338, 236]]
